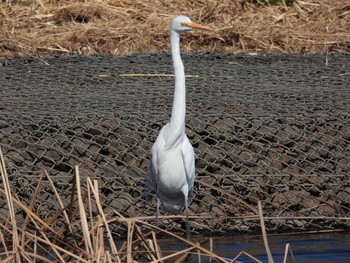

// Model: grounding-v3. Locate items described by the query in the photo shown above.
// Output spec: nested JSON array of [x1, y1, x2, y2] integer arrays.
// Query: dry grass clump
[[0, 0, 349, 57]]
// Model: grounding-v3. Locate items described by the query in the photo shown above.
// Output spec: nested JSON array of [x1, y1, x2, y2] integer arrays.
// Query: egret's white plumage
[[143, 16, 211, 238]]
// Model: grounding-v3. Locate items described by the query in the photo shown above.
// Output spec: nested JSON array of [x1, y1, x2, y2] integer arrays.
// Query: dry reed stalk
[[209, 238, 213, 263], [42, 170, 73, 235], [105, 250, 113, 262], [230, 251, 264, 263], [258, 201, 274, 263], [17, 245, 35, 262], [126, 219, 135, 262], [75, 165, 94, 255], [33, 234, 38, 263], [95, 215, 105, 261], [44, 170, 70, 229], [119, 74, 199, 78], [86, 178, 119, 260], [285, 243, 296, 263], [116, 219, 161, 261], [0, 228, 10, 259], [152, 230, 162, 260], [87, 177, 95, 249], [21, 172, 44, 247], [283, 243, 290, 263], [196, 242, 202, 263], [0, 147, 20, 262], [134, 227, 159, 261], [142, 238, 159, 262]]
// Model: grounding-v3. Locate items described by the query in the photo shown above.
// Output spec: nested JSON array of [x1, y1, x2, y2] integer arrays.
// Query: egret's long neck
[[169, 30, 186, 135]]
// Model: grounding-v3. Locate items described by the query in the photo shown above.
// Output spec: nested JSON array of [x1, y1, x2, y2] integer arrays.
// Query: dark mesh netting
[[0, 53, 349, 236]]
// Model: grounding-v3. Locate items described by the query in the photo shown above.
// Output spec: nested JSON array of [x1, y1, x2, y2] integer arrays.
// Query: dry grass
[[0, 0, 349, 57], [0, 146, 304, 262]]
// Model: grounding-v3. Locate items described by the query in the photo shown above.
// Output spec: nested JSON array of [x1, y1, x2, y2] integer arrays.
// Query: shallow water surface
[[160, 232, 350, 262]]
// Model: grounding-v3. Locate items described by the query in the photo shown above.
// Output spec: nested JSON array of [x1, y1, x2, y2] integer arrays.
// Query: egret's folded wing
[[181, 137, 196, 197]]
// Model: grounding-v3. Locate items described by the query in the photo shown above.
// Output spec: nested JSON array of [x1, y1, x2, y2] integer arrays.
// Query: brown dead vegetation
[[0, 0, 349, 57], [0, 147, 303, 262]]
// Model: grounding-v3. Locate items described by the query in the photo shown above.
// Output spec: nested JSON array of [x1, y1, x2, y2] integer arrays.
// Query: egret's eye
[[180, 22, 191, 27]]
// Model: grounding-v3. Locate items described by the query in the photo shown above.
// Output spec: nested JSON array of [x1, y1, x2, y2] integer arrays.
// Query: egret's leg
[[156, 196, 160, 227], [182, 185, 190, 239], [185, 196, 190, 239]]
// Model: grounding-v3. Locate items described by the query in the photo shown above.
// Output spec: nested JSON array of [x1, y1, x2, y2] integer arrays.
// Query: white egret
[[143, 15, 211, 238]]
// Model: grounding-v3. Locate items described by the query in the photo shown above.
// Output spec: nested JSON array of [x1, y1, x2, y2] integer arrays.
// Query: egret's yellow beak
[[181, 22, 213, 31]]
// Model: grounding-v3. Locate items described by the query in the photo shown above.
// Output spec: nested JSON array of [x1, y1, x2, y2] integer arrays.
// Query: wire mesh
[[0, 53, 349, 236]]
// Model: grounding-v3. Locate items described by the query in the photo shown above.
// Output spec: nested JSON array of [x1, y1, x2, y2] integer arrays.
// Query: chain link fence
[[0, 54, 349, 236]]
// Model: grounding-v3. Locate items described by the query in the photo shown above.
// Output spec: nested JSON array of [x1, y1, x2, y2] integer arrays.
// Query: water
[[161, 232, 350, 262]]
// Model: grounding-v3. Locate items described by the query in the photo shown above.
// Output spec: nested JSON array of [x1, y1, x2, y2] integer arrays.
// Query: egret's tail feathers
[[142, 163, 156, 201], [142, 179, 154, 202], [141, 190, 153, 202]]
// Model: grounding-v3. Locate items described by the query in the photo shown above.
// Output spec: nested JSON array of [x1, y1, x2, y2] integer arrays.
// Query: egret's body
[[143, 16, 211, 238]]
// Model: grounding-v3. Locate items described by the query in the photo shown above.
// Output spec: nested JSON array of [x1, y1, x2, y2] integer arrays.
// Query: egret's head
[[171, 15, 212, 33]]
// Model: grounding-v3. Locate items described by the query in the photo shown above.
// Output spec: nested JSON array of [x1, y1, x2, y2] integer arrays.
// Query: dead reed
[[0, 0, 349, 58], [0, 145, 307, 262]]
